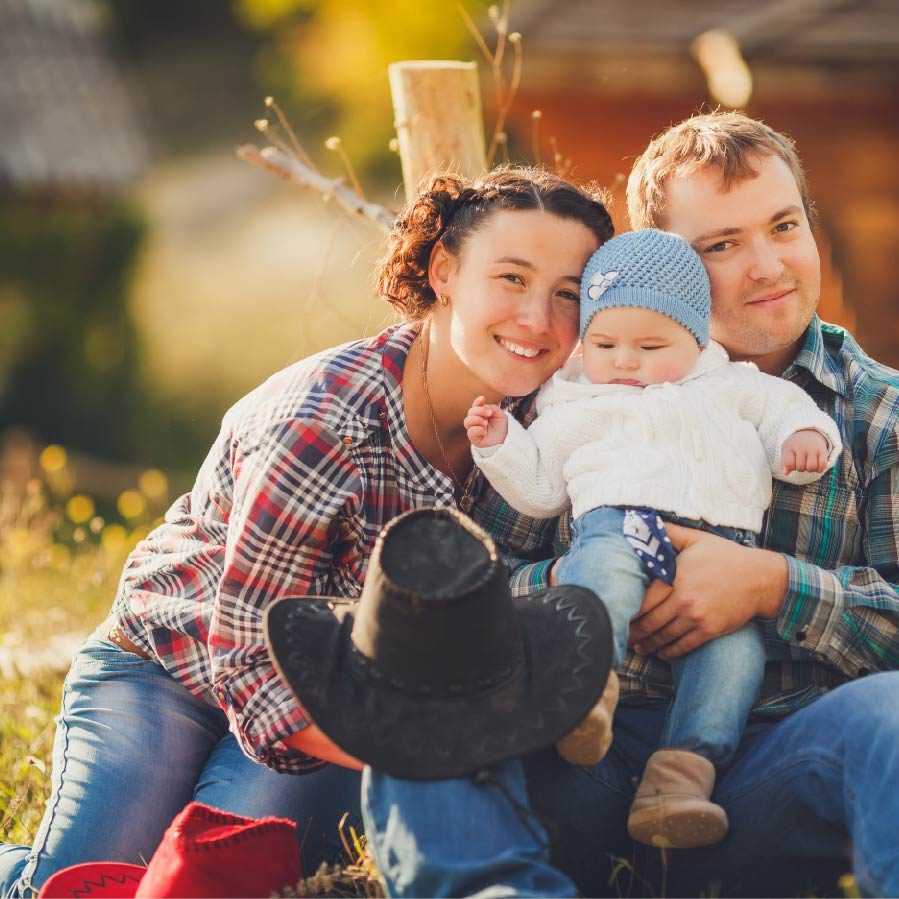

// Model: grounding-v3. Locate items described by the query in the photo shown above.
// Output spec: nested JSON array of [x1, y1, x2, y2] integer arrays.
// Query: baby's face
[[581, 307, 702, 387]]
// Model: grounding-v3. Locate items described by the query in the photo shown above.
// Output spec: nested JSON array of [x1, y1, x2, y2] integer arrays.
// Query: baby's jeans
[[554, 505, 765, 766]]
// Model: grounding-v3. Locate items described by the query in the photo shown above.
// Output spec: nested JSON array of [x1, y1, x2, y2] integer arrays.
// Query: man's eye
[[706, 240, 732, 253], [556, 290, 579, 302], [774, 221, 798, 234], [502, 273, 525, 285]]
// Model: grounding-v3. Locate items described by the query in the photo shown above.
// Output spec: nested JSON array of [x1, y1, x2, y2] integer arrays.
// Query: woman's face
[[431, 209, 600, 399]]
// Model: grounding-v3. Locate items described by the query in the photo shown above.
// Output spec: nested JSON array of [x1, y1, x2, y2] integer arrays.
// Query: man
[[361, 112, 899, 897]]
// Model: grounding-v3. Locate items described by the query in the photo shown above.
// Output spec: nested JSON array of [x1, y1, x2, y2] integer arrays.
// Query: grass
[[0, 473, 133, 845], [0, 453, 383, 897]]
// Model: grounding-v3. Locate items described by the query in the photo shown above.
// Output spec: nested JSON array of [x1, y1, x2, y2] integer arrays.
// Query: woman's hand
[[464, 396, 509, 448], [284, 723, 364, 771]]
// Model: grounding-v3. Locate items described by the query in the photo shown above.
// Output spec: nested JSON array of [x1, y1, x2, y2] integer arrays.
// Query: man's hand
[[781, 429, 830, 475], [628, 523, 789, 660], [464, 395, 509, 448]]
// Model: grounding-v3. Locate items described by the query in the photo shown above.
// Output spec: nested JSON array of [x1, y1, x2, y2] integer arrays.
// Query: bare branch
[[325, 135, 367, 200], [236, 144, 396, 233], [264, 96, 316, 169], [457, 2, 494, 65], [530, 109, 542, 165], [485, 32, 523, 168]]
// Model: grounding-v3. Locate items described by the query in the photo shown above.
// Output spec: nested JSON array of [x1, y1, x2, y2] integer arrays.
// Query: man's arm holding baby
[[630, 368, 844, 660], [630, 419, 899, 680]]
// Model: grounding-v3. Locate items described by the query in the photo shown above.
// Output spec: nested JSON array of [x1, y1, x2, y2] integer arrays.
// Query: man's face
[[662, 154, 821, 373]]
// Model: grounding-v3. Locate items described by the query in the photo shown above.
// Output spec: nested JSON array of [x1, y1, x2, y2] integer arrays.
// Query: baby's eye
[[641, 346, 664, 351], [595, 343, 615, 349]]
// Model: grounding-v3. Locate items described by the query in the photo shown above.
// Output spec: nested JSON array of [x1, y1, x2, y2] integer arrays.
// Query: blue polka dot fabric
[[623, 508, 676, 586]]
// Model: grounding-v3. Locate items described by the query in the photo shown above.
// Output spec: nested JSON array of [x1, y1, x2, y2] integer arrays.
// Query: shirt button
[[795, 630, 808, 642], [342, 436, 353, 445]]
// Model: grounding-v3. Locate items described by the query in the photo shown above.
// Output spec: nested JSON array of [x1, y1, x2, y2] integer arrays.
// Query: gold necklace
[[417, 328, 475, 513]]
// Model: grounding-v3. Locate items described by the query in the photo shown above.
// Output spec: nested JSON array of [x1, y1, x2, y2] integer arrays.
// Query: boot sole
[[628, 800, 728, 849]]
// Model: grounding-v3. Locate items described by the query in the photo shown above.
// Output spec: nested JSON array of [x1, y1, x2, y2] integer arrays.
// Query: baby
[[465, 228, 842, 849]]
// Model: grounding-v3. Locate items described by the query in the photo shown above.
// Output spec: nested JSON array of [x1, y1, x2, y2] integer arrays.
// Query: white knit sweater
[[473, 341, 842, 532]]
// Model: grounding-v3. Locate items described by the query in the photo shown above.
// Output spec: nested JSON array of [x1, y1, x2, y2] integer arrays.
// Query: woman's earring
[[437, 293, 450, 307]]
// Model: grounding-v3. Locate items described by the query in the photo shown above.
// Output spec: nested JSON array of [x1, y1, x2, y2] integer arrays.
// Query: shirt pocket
[[766, 474, 863, 568]]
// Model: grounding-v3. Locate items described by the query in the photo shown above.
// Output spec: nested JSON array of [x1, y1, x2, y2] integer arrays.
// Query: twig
[[236, 144, 396, 233], [255, 118, 302, 165], [492, 1, 511, 71], [485, 32, 523, 167], [264, 96, 316, 169], [457, 2, 494, 65], [325, 136, 367, 200], [530, 110, 542, 165]]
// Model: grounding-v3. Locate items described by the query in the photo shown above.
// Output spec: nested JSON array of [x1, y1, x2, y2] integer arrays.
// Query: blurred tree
[[0, 201, 207, 469], [235, 0, 491, 180]]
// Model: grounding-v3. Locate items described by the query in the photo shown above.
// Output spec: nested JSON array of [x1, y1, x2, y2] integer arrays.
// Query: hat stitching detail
[[280, 592, 600, 748], [172, 820, 296, 851]]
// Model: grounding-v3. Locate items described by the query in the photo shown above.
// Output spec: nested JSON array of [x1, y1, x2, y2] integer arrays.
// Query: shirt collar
[[782, 315, 847, 397]]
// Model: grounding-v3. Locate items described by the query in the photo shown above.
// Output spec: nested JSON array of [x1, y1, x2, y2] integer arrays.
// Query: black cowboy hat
[[264, 507, 613, 780]]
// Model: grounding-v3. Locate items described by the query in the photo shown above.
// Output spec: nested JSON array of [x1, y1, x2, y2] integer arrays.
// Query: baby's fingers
[[782, 448, 797, 474]]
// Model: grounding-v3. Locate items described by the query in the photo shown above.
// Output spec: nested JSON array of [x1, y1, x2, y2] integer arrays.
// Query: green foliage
[[235, 0, 492, 176], [0, 199, 144, 458], [0, 198, 210, 468]]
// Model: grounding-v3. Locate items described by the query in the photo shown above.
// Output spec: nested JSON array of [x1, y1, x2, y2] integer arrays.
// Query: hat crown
[[580, 228, 711, 346], [351, 508, 523, 696]]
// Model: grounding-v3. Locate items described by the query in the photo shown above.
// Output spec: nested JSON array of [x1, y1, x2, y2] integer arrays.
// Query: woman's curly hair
[[377, 166, 614, 319]]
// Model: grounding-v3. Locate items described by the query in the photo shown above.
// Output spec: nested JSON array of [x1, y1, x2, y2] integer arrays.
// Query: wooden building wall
[[511, 88, 899, 368]]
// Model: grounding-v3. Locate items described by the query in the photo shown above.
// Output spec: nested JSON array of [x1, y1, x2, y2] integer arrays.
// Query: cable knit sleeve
[[472, 411, 571, 519], [741, 366, 843, 485]]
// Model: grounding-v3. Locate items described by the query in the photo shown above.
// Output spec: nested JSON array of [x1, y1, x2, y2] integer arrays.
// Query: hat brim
[[38, 862, 144, 898], [265, 585, 613, 780]]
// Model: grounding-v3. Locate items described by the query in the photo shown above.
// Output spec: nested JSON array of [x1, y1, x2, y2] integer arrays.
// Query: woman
[[0, 167, 613, 896]]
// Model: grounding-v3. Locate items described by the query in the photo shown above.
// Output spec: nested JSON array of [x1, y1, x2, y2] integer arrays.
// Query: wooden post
[[388, 61, 486, 203]]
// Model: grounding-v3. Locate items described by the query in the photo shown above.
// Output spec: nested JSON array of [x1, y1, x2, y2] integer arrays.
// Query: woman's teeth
[[499, 339, 542, 358]]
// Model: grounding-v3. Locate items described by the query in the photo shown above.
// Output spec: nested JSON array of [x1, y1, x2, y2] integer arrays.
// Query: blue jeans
[[555, 506, 765, 765], [0, 635, 362, 898], [363, 673, 899, 897]]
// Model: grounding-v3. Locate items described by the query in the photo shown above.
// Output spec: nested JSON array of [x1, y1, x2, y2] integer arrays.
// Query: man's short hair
[[626, 111, 816, 230]]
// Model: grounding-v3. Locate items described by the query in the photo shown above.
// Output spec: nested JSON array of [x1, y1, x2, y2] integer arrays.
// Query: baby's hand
[[781, 429, 830, 474], [464, 396, 508, 448]]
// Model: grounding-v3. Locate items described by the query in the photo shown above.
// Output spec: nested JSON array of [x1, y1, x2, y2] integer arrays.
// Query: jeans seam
[[574, 760, 636, 801], [716, 752, 843, 806], [19, 688, 74, 894]]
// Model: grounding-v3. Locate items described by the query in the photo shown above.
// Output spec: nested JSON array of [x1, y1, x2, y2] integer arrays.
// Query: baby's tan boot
[[556, 669, 620, 765], [627, 749, 728, 849]]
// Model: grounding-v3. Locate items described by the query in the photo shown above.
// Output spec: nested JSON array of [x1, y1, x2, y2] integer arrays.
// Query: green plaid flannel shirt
[[507, 317, 899, 718]]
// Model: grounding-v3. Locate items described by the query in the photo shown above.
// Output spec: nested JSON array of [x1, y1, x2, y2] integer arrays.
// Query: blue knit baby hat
[[580, 229, 710, 346]]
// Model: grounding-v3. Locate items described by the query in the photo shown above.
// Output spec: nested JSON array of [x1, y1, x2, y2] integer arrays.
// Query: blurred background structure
[[1, 0, 897, 505]]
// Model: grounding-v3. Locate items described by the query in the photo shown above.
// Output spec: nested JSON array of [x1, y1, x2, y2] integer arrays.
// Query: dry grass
[[0, 458, 383, 897]]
